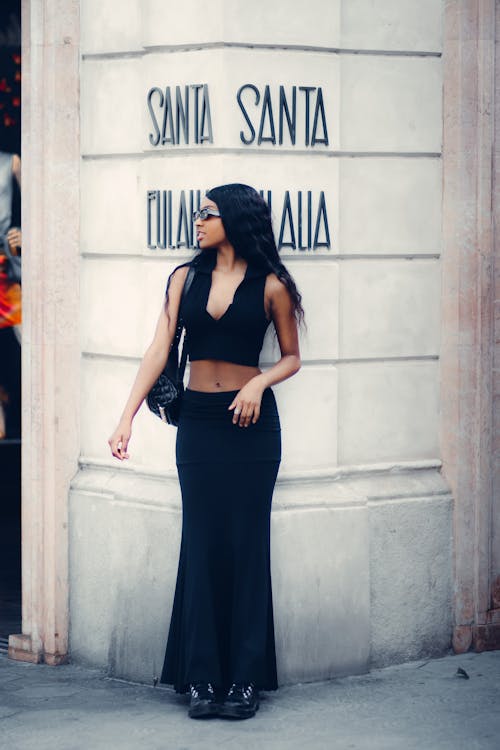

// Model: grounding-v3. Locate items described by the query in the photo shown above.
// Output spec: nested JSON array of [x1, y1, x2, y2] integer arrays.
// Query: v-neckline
[[205, 262, 249, 322]]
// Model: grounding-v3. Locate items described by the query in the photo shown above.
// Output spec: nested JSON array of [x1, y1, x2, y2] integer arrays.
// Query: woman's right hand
[[108, 419, 132, 460], [7, 227, 22, 254]]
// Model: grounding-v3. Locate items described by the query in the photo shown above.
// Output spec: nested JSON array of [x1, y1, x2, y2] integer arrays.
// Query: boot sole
[[188, 701, 220, 719], [218, 702, 259, 719]]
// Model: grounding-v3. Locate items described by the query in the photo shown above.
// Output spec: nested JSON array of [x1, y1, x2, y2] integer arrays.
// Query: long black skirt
[[160, 386, 281, 694]]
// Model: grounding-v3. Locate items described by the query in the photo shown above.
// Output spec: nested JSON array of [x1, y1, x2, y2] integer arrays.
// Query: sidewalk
[[0, 649, 499, 750]]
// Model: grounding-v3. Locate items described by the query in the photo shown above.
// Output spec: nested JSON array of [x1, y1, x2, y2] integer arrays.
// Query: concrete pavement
[[0, 649, 499, 749]]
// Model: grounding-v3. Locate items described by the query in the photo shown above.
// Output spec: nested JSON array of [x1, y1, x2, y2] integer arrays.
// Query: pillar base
[[472, 623, 500, 652], [44, 651, 69, 666], [7, 633, 69, 665], [8, 634, 43, 663], [452, 625, 472, 653]]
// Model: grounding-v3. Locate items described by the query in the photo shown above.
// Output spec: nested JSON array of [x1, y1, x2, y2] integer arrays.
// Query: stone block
[[142, 0, 341, 49], [340, 56, 442, 152], [81, 159, 143, 255], [273, 367, 338, 473], [69, 485, 182, 680], [340, 0, 443, 53], [81, 58, 143, 155], [339, 157, 442, 254], [81, 0, 142, 54], [81, 256, 179, 358], [339, 259, 441, 358], [80, 356, 179, 473], [272, 504, 370, 682], [368, 494, 453, 666], [338, 360, 439, 464]]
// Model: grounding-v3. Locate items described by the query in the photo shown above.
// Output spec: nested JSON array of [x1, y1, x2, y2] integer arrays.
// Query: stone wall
[[69, 0, 453, 684]]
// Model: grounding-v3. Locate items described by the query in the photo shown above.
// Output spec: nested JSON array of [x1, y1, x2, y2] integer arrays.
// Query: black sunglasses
[[192, 208, 221, 221]]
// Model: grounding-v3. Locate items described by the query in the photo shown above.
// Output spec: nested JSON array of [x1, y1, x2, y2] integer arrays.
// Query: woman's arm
[[228, 274, 301, 426], [255, 273, 301, 389], [108, 264, 189, 459], [12, 154, 21, 189]]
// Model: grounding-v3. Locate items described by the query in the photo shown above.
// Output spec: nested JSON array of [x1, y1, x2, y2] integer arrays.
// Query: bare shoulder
[[265, 272, 292, 301], [265, 272, 287, 293], [264, 272, 293, 321], [167, 263, 191, 295], [171, 263, 191, 283], [163, 264, 191, 325]]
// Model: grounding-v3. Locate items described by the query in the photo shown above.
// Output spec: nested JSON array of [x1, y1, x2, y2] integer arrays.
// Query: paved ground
[[0, 649, 499, 750]]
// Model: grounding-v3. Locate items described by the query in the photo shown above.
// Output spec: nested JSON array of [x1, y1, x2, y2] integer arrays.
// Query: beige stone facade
[[8, 0, 499, 680]]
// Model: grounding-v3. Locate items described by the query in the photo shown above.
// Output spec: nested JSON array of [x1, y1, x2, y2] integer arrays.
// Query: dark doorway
[[0, 0, 21, 652]]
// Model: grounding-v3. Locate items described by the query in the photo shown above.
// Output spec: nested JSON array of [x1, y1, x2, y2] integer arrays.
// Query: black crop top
[[174, 250, 272, 367]]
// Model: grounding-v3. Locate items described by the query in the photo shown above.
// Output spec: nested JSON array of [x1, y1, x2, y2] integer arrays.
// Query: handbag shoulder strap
[[177, 264, 196, 379], [169, 263, 196, 341], [180, 263, 196, 314]]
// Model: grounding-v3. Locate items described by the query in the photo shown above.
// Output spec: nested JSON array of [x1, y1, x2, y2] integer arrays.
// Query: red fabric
[[0, 255, 21, 328]]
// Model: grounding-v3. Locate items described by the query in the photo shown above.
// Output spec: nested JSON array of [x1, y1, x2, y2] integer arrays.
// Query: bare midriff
[[187, 360, 262, 392]]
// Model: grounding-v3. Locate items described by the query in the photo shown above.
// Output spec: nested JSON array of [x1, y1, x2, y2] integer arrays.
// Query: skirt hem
[[159, 678, 279, 695]]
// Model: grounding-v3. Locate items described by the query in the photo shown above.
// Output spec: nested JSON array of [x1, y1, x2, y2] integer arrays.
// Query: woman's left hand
[[228, 377, 265, 427]]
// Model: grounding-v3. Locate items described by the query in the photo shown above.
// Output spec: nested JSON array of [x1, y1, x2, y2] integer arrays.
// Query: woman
[[108, 183, 303, 720]]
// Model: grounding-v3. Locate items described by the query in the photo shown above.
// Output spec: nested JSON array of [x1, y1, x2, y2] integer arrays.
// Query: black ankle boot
[[219, 682, 259, 719], [188, 682, 219, 719]]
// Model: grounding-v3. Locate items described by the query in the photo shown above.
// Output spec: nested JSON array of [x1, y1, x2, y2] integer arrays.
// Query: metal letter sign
[[147, 84, 214, 146], [145, 82, 332, 250], [147, 189, 330, 251], [236, 84, 329, 147]]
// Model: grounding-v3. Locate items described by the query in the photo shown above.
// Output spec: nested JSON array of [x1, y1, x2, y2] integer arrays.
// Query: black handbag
[[146, 264, 196, 425], [2, 236, 21, 285]]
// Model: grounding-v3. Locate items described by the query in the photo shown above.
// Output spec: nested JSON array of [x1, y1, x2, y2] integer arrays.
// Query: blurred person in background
[[0, 150, 21, 439]]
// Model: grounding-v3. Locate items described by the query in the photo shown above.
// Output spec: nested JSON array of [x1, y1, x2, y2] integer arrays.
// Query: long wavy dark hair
[[165, 183, 305, 331]]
